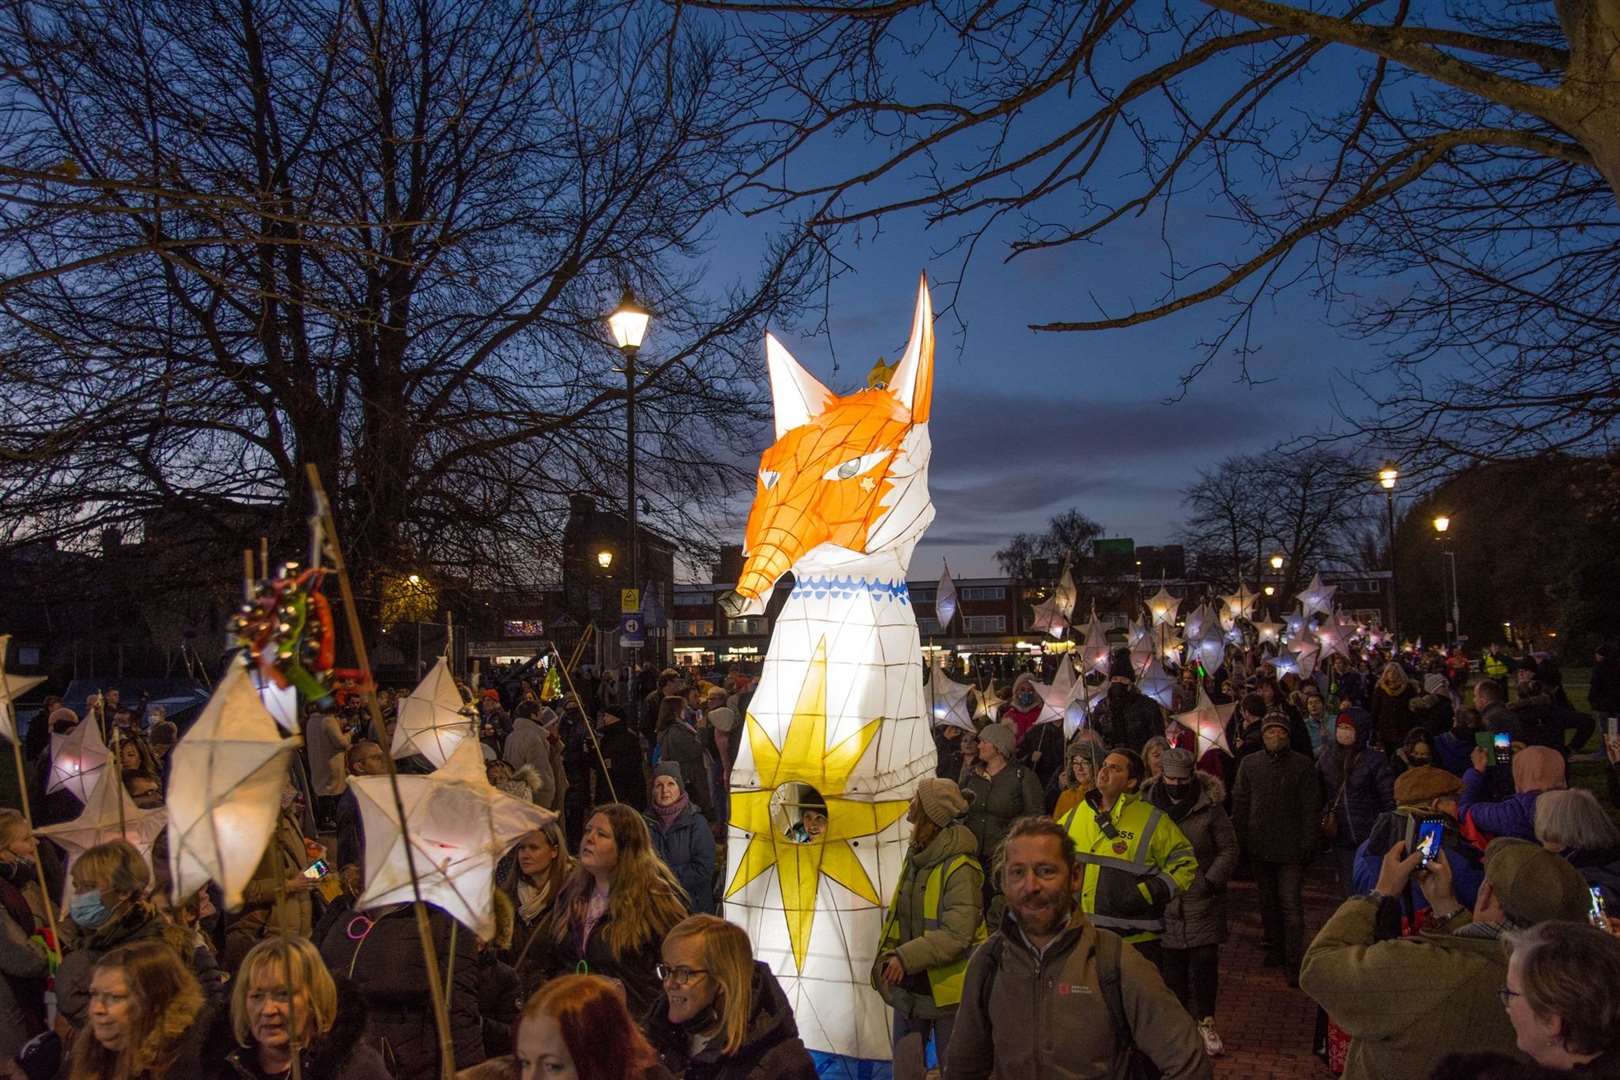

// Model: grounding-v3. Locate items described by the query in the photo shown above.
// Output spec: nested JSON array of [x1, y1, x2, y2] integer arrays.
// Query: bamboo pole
[[304, 465, 456, 1080], [6, 717, 62, 992], [545, 635, 618, 805]]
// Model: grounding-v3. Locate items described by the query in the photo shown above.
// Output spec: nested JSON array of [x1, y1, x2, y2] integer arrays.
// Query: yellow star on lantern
[[726, 638, 909, 971]]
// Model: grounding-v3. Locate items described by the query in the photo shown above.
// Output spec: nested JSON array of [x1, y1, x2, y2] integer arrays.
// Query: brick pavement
[[1210, 858, 1342, 1080]]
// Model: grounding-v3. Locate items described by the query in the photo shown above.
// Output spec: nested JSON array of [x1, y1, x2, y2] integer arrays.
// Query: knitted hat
[[1261, 712, 1291, 735], [979, 723, 1015, 760], [1423, 674, 1450, 697], [707, 706, 739, 733], [915, 778, 969, 826], [1160, 747, 1196, 780], [1393, 765, 1463, 806], [1108, 648, 1136, 682], [652, 761, 684, 787], [1483, 837, 1591, 926]]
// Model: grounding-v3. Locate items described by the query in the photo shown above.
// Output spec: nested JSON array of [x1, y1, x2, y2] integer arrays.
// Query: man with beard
[[1092, 649, 1167, 753], [946, 816, 1210, 1079]]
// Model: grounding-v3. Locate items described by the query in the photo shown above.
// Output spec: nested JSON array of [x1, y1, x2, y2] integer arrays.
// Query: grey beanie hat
[[979, 723, 1015, 760], [652, 761, 685, 786]]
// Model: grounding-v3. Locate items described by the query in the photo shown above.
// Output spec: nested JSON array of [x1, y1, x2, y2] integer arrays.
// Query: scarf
[[653, 791, 691, 831], [515, 878, 553, 924]]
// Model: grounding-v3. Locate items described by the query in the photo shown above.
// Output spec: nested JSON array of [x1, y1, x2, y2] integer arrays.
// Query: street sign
[[619, 613, 645, 649], [620, 588, 641, 614]]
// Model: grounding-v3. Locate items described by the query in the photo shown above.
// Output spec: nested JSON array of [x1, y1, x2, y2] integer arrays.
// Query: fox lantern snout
[[733, 275, 935, 604]]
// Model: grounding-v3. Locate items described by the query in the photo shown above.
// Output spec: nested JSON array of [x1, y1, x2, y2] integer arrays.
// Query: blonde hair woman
[[224, 935, 389, 1079], [645, 915, 815, 1080], [1371, 661, 1417, 749], [498, 819, 572, 992], [538, 803, 688, 1017], [68, 939, 206, 1080]]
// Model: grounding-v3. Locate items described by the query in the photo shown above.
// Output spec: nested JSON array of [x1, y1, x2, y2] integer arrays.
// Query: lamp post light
[[1269, 554, 1284, 571], [1432, 515, 1461, 647], [1378, 462, 1400, 644], [596, 549, 614, 571], [608, 286, 651, 615]]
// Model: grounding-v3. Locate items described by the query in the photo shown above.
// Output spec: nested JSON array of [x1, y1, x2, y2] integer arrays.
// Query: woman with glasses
[[219, 935, 389, 1079], [646, 915, 815, 1080], [1499, 921, 1620, 1073], [537, 803, 688, 1018], [68, 939, 209, 1080]]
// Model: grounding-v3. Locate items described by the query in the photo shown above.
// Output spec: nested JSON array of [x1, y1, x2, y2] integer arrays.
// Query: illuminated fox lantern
[[723, 275, 938, 1064]]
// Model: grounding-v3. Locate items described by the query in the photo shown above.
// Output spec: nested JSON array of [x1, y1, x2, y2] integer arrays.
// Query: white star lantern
[[1029, 594, 1069, 638], [1137, 657, 1178, 709], [927, 655, 974, 732], [1313, 611, 1354, 659], [0, 635, 46, 744], [1146, 585, 1179, 626], [390, 655, 477, 768], [46, 709, 111, 805], [1253, 615, 1284, 645], [1174, 688, 1234, 759], [37, 770, 167, 911], [1222, 584, 1260, 622], [1053, 563, 1078, 620], [1283, 608, 1308, 640], [934, 563, 959, 630], [1128, 621, 1156, 675], [167, 662, 297, 909], [1184, 603, 1219, 643], [353, 736, 554, 942], [1297, 573, 1337, 617], [973, 683, 1003, 722], [1079, 610, 1111, 674], [1063, 679, 1107, 740]]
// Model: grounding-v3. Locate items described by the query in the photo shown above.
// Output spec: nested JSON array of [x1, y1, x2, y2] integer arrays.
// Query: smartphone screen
[[1493, 731, 1512, 767], [1416, 820, 1445, 867], [302, 859, 329, 880]]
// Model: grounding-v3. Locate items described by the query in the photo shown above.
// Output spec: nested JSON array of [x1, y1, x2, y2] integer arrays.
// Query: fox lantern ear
[[765, 333, 835, 439], [888, 273, 935, 423]]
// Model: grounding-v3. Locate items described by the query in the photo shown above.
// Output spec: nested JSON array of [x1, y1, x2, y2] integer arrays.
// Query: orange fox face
[[735, 276, 936, 603]]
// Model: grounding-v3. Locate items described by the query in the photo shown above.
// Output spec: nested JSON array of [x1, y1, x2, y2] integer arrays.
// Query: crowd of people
[[1, 636, 1618, 1079]]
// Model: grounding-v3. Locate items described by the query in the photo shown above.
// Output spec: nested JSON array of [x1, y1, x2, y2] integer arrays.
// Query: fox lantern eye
[[822, 451, 889, 483]]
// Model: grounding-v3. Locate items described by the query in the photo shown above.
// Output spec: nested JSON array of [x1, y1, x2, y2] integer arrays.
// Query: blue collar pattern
[[792, 575, 911, 604]]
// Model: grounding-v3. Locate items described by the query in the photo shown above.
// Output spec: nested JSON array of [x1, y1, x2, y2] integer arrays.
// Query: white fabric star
[[167, 662, 297, 909], [1297, 573, 1337, 617], [1137, 657, 1178, 709], [353, 736, 554, 941], [1079, 609, 1111, 674], [1146, 585, 1179, 627], [37, 770, 166, 911], [391, 656, 477, 768], [1253, 615, 1284, 645], [47, 710, 110, 805], [1174, 688, 1234, 758], [927, 655, 974, 732], [0, 634, 46, 744]]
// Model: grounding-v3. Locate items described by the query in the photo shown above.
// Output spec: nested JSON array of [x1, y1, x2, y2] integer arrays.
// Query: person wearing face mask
[[1351, 766, 1484, 930], [1092, 650, 1168, 754], [644, 763, 717, 915], [872, 779, 984, 1080], [647, 915, 815, 1080], [1391, 729, 1436, 780], [69, 939, 212, 1080], [1231, 714, 1322, 986], [1317, 709, 1395, 897], [0, 809, 51, 1061], [1000, 674, 1044, 741], [225, 780, 319, 969], [55, 839, 225, 1033], [218, 935, 390, 1080], [1141, 749, 1239, 1058]]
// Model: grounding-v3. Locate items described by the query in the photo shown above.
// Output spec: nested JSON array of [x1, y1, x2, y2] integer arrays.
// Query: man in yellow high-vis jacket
[[1062, 747, 1197, 970], [874, 777, 985, 1080]]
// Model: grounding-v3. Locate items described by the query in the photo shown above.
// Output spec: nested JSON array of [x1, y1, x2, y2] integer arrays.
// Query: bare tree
[[994, 532, 1041, 578], [0, 0, 818, 622], [698, 0, 1620, 467]]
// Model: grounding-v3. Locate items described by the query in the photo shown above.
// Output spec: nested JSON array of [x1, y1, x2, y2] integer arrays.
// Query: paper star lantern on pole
[[1282, 608, 1308, 640], [1156, 623, 1183, 666], [927, 655, 974, 732], [390, 655, 476, 768], [1222, 584, 1260, 621], [37, 770, 166, 912], [973, 682, 1002, 722], [1253, 614, 1283, 645], [1296, 573, 1337, 617], [1137, 657, 1178, 709], [1174, 688, 1233, 758], [0, 635, 46, 743], [1183, 603, 1219, 643], [1063, 679, 1106, 740], [1146, 584, 1179, 626], [1033, 662, 1075, 728], [1079, 607, 1111, 673], [46, 707, 110, 804], [167, 662, 297, 909], [1128, 621, 1155, 675], [1313, 611, 1353, 659], [1053, 562, 1078, 620], [934, 563, 958, 630], [1029, 594, 1069, 638], [353, 736, 553, 942]]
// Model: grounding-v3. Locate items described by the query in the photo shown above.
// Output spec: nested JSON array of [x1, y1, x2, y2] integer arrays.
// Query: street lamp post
[[608, 287, 651, 667], [1378, 463, 1400, 645], [1432, 515, 1461, 646]]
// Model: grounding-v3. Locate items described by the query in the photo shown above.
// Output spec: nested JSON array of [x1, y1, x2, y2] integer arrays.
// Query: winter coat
[[646, 961, 818, 1080], [1316, 710, 1394, 851], [317, 901, 485, 1080], [477, 950, 523, 1058], [1300, 899, 1516, 1080], [503, 715, 558, 809], [1369, 684, 1417, 748], [1061, 789, 1198, 943], [1016, 720, 1066, 793], [962, 763, 1046, 871], [1141, 773, 1239, 950], [307, 712, 352, 797], [1569, 845, 1620, 908], [946, 908, 1212, 1080], [872, 822, 983, 1018], [593, 720, 649, 812], [657, 720, 717, 822], [1231, 748, 1321, 865], [933, 726, 966, 783], [0, 872, 47, 1060], [645, 802, 717, 914], [217, 976, 391, 1080], [1407, 692, 1454, 738], [1091, 688, 1165, 753], [537, 899, 683, 1021], [1351, 812, 1484, 915], [57, 900, 227, 1030], [335, 787, 366, 871], [496, 864, 563, 995], [1432, 729, 1473, 776], [226, 808, 315, 966], [1458, 767, 1541, 844]]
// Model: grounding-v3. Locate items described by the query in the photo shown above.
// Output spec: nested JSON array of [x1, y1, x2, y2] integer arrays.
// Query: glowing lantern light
[[38, 770, 165, 912], [47, 708, 110, 805], [390, 655, 476, 768]]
